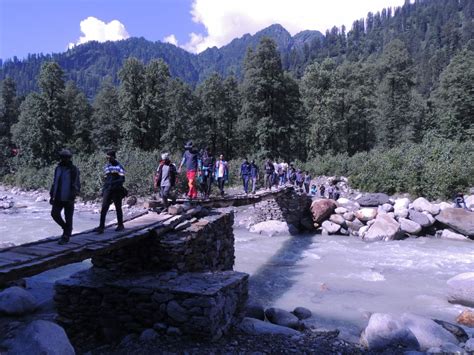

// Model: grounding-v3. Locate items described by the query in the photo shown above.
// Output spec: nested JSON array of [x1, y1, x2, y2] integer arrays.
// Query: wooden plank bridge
[[0, 186, 294, 286]]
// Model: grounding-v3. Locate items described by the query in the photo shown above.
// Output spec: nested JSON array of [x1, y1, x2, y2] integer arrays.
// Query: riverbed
[[1, 192, 473, 342]]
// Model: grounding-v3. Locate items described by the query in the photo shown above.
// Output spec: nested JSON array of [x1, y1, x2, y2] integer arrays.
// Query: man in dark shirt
[[250, 160, 259, 194], [50, 149, 81, 245], [95, 151, 126, 234], [155, 153, 177, 207], [240, 158, 251, 194]]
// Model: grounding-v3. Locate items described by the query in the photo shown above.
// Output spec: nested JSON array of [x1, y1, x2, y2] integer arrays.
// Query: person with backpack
[[199, 147, 214, 199], [50, 149, 81, 245], [155, 153, 177, 208], [240, 158, 251, 194], [310, 184, 318, 196], [214, 154, 229, 197], [454, 192, 468, 210], [250, 160, 259, 194], [95, 150, 126, 234], [178, 141, 199, 199], [287, 163, 297, 185], [263, 159, 275, 190], [334, 186, 341, 200], [303, 171, 312, 194]]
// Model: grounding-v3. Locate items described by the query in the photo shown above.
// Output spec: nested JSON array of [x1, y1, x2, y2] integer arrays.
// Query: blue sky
[[0, 0, 406, 60]]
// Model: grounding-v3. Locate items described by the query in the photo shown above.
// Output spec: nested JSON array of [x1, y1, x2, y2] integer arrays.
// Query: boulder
[[249, 220, 294, 236], [395, 208, 409, 219], [5, 320, 74, 355], [432, 319, 468, 343], [400, 313, 459, 351], [435, 208, 474, 237], [359, 226, 369, 238], [447, 272, 474, 307], [322, 221, 341, 235], [336, 198, 360, 211], [437, 202, 453, 211], [343, 212, 355, 221], [399, 218, 422, 235], [239, 317, 299, 336], [356, 193, 390, 207], [394, 198, 411, 211], [311, 199, 337, 224], [456, 309, 474, 327], [465, 338, 474, 352], [335, 207, 348, 214], [412, 197, 440, 216], [422, 212, 436, 226], [382, 203, 394, 212], [292, 307, 312, 320], [245, 300, 265, 321], [139, 328, 159, 342], [0, 287, 37, 316], [439, 229, 469, 241], [465, 195, 474, 210], [360, 313, 420, 351], [363, 215, 402, 242], [354, 208, 378, 222], [265, 307, 300, 329], [329, 214, 345, 226], [408, 209, 431, 228], [346, 219, 364, 232]]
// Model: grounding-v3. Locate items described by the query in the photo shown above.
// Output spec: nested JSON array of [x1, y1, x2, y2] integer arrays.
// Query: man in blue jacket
[[50, 149, 81, 245], [95, 151, 126, 234], [240, 158, 251, 194]]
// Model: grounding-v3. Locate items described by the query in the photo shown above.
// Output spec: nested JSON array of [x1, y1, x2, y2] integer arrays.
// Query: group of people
[[50, 149, 126, 245]]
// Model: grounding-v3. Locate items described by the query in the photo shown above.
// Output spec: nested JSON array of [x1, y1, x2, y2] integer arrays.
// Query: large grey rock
[[292, 307, 312, 320], [360, 313, 420, 351], [346, 218, 364, 232], [0, 287, 37, 316], [412, 197, 440, 216], [245, 300, 265, 321], [381, 203, 394, 212], [437, 202, 453, 211], [465, 195, 474, 210], [356, 193, 390, 207], [335, 207, 348, 214], [249, 220, 293, 236], [399, 218, 422, 235], [432, 319, 468, 343], [329, 214, 345, 226], [395, 208, 409, 219], [336, 198, 360, 212], [265, 307, 300, 329], [363, 215, 402, 242], [465, 338, 474, 352], [408, 209, 431, 228], [5, 320, 75, 355], [423, 212, 436, 226], [439, 229, 469, 241], [435, 208, 474, 237], [343, 212, 355, 221], [400, 313, 459, 351], [311, 199, 337, 223], [446, 272, 474, 307], [394, 198, 411, 211], [355, 208, 378, 222], [322, 221, 341, 235], [239, 317, 299, 336]]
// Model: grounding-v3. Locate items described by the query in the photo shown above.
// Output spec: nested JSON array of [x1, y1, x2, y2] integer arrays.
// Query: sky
[[0, 0, 407, 60]]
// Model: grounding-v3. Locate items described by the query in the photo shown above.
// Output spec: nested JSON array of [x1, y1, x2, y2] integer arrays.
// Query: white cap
[[161, 153, 169, 160]]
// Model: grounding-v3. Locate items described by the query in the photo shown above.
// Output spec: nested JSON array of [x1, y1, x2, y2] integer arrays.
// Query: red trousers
[[186, 170, 198, 198]]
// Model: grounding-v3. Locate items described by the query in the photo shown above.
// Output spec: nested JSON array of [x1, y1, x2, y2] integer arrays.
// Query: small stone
[[166, 327, 182, 336], [139, 328, 158, 342], [456, 309, 474, 327], [0, 287, 37, 316], [292, 307, 312, 320]]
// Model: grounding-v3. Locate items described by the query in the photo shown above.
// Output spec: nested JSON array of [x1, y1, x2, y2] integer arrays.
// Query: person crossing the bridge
[[50, 149, 81, 245], [95, 151, 127, 234], [215, 154, 229, 197], [240, 158, 251, 194], [155, 153, 177, 208], [178, 141, 199, 199], [199, 147, 214, 199], [249, 160, 259, 194]]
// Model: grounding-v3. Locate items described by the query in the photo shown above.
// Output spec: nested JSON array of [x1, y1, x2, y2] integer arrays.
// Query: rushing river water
[[1, 192, 473, 342]]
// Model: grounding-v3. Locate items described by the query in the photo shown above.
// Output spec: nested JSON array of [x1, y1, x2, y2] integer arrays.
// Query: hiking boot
[[58, 235, 70, 245], [94, 226, 104, 234], [115, 224, 125, 232]]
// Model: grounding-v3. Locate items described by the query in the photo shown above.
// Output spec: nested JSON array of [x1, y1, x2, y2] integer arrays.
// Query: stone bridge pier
[[54, 210, 248, 345]]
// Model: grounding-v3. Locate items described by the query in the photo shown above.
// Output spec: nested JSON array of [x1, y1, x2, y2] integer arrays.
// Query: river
[[1, 191, 473, 342]]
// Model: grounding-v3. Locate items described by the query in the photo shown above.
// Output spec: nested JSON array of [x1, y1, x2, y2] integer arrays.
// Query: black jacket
[[50, 161, 81, 202]]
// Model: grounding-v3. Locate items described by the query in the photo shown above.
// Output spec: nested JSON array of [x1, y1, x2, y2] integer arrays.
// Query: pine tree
[[0, 77, 19, 173], [432, 49, 474, 140], [222, 75, 240, 159], [143, 59, 171, 150], [91, 77, 122, 151], [118, 57, 146, 148]]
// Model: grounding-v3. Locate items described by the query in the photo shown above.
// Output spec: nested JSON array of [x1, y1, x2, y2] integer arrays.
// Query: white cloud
[[183, 0, 407, 53], [163, 34, 179, 46], [68, 16, 129, 49]]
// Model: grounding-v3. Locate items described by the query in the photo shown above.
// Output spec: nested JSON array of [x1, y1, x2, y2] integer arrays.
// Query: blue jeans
[[242, 175, 250, 193]]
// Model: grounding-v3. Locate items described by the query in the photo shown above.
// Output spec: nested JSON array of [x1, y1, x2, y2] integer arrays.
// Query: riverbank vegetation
[[0, 0, 472, 199]]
